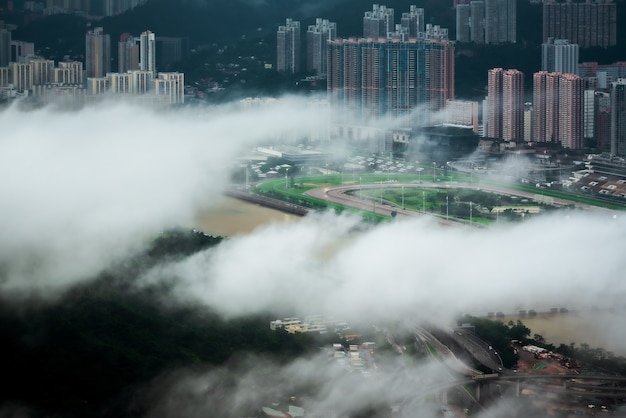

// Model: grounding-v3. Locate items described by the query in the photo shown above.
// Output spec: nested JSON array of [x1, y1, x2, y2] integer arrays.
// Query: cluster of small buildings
[[331, 341, 377, 373], [0, 24, 185, 105], [269, 316, 350, 334], [570, 153, 626, 198], [20, 0, 147, 17]]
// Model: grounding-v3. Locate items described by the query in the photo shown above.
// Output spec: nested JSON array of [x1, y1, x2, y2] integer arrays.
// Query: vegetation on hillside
[[0, 229, 317, 417]]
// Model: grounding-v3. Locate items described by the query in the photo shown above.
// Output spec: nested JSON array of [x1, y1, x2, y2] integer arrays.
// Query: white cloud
[[146, 210, 626, 328], [0, 98, 328, 291]]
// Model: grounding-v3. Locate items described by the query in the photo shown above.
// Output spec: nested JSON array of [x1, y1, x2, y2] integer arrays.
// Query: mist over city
[[1, 0, 626, 417]]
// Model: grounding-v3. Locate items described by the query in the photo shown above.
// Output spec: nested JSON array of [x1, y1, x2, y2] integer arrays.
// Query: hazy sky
[[1, 98, 624, 416]]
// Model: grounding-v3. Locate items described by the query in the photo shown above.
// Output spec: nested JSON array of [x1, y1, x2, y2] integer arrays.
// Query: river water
[[496, 309, 626, 357], [193, 196, 300, 237], [193, 197, 626, 357]]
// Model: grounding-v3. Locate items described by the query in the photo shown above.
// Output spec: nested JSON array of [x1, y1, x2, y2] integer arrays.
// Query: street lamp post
[[285, 168, 289, 189], [446, 195, 449, 220], [469, 201, 473, 224], [359, 177, 362, 200]]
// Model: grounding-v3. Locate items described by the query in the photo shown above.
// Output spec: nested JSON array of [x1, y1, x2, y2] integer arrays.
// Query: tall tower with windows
[[277, 19, 301, 73], [611, 79, 626, 156], [139, 30, 156, 76], [363, 4, 394, 38], [86, 27, 111, 78], [327, 23, 454, 125], [306, 19, 336, 76]]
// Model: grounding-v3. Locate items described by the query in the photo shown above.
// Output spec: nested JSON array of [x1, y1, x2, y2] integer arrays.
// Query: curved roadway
[[305, 181, 618, 223]]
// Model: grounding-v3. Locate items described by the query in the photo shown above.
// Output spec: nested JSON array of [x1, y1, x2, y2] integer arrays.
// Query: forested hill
[[0, 230, 315, 417]]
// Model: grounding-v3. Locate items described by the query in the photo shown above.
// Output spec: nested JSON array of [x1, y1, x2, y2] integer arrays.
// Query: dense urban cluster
[[0, 21, 184, 105], [272, 0, 626, 198]]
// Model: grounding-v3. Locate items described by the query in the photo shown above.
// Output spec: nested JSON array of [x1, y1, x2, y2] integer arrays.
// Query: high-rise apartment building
[[58, 61, 84, 85], [533, 71, 584, 149], [154, 72, 184, 105], [51, 61, 82, 86], [611, 79, 626, 157], [0, 24, 11, 67], [400, 5, 425, 38], [363, 4, 395, 38], [542, 38, 579, 75], [277, 18, 301, 73], [118, 33, 139, 73], [487, 68, 524, 140], [487, 68, 503, 139], [128, 69, 153, 94], [30, 58, 54, 85], [87, 77, 109, 95], [85, 27, 110, 78], [306, 18, 336, 76], [584, 90, 595, 142], [456, 4, 471, 43], [10, 40, 34, 62], [470, 1, 485, 43], [484, 0, 515, 44], [543, 0, 617, 49], [558, 73, 584, 149], [107, 72, 130, 93], [532, 71, 549, 143], [157, 37, 189, 68], [327, 24, 454, 124], [139, 30, 156, 75], [578, 61, 626, 90], [11, 62, 33, 91], [0, 66, 10, 88], [502, 69, 524, 141], [594, 91, 611, 152]]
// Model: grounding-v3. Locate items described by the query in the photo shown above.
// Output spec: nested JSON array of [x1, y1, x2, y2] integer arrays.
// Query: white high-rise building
[[108, 72, 131, 94], [154, 72, 184, 105], [87, 77, 109, 95], [128, 69, 153, 94], [11, 62, 33, 91], [363, 4, 394, 38], [0, 65, 11, 88], [542, 38, 578, 75], [139, 30, 156, 76], [30, 58, 54, 85], [400, 5, 424, 38]]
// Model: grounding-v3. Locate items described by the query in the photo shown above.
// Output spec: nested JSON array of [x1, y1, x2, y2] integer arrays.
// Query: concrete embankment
[[225, 189, 309, 216]]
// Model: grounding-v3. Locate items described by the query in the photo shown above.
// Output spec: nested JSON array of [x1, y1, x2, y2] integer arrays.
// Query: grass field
[[250, 171, 624, 225]]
